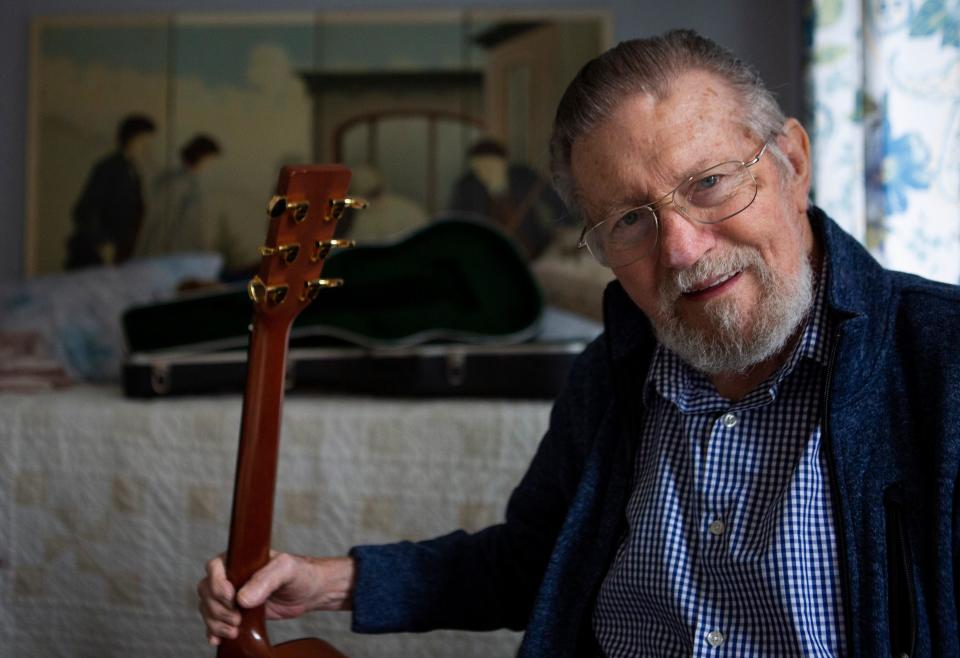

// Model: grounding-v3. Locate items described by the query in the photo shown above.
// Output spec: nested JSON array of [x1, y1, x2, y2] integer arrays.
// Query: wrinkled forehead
[[570, 72, 756, 219]]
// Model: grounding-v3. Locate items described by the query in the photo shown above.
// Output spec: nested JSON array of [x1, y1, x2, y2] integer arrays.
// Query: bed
[[0, 240, 610, 656], [0, 384, 550, 656]]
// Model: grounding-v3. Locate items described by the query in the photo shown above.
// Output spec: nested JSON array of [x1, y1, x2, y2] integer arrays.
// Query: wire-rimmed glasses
[[577, 143, 769, 268]]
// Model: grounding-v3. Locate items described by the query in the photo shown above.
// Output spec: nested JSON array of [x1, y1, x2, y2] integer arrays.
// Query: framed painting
[[27, 10, 611, 287]]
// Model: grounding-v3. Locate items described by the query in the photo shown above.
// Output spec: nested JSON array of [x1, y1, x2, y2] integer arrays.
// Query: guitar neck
[[216, 164, 357, 658], [224, 314, 291, 588]]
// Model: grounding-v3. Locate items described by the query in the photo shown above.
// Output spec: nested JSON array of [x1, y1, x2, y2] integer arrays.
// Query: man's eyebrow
[[586, 196, 640, 224], [680, 160, 711, 179], [580, 151, 732, 223], [673, 155, 724, 181]]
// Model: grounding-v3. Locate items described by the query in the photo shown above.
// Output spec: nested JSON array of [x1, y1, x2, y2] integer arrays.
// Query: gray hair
[[549, 29, 789, 223]]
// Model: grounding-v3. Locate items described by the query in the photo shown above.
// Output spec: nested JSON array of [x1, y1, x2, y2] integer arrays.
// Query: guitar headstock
[[248, 164, 366, 322]]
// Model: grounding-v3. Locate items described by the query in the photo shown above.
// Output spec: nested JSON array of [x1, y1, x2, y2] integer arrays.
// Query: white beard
[[652, 245, 815, 375]]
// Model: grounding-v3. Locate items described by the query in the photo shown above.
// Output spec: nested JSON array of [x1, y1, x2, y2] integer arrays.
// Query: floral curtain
[[807, 0, 960, 284]]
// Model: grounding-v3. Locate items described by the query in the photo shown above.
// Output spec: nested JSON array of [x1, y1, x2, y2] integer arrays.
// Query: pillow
[[0, 252, 223, 382]]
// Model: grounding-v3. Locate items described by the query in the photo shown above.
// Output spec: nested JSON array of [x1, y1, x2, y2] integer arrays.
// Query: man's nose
[[656, 206, 716, 270]]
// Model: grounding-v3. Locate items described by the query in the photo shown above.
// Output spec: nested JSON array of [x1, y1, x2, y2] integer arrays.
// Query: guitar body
[[222, 630, 345, 658], [217, 165, 362, 658], [275, 638, 347, 657]]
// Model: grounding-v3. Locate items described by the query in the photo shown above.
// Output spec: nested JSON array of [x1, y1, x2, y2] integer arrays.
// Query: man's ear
[[776, 118, 812, 213]]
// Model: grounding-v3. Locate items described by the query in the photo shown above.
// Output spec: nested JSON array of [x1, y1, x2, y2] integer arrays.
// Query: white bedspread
[[0, 386, 551, 657]]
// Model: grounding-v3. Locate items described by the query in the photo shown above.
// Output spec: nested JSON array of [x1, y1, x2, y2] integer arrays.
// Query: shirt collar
[[642, 255, 833, 411]]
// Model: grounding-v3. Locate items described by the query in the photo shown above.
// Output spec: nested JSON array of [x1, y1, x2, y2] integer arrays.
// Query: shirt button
[[706, 630, 725, 647], [720, 412, 738, 428], [708, 519, 726, 536]]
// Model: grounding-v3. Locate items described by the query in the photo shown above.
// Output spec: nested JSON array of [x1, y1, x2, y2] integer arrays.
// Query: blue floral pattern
[[910, 0, 960, 47], [868, 103, 932, 216], [809, 0, 960, 284]]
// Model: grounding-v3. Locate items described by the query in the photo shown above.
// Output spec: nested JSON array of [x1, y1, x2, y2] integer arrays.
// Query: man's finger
[[201, 595, 242, 626], [236, 553, 293, 609], [205, 619, 240, 641], [205, 554, 226, 578], [204, 556, 236, 608], [198, 578, 235, 615]]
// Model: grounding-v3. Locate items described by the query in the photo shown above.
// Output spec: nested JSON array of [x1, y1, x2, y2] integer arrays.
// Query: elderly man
[[199, 30, 960, 656]]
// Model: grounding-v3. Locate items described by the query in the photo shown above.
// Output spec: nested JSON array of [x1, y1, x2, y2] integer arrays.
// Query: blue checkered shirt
[[592, 263, 847, 657]]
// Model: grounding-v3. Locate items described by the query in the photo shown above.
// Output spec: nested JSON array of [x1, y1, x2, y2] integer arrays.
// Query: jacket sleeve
[[72, 161, 113, 244], [349, 336, 613, 633]]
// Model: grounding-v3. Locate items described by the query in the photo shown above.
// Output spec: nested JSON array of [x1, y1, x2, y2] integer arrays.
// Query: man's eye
[[605, 208, 653, 243], [619, 209, 642, 226], [695, 174, 721, 190]]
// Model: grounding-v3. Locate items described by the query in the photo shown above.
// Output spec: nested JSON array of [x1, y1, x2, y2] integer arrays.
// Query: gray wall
[[0, 0, 804, 280]]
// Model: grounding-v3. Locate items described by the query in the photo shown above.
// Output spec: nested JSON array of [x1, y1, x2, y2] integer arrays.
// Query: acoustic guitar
[[218, 165, 365, 658]]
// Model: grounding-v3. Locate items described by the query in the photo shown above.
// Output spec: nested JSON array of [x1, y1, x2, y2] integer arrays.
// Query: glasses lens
[[678, 162, 757, 224], [586, 206, 658, 267], [579, 149, 764, 268]]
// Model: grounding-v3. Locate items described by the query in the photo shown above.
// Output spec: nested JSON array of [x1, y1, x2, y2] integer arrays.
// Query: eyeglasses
[[577, 143, 769, 268]]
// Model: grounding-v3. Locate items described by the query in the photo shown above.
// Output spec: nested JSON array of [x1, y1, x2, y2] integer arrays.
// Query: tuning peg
[[247, 275, 289, 306], [258, 243, 301, 264], [326, 197, 368, 222], [312, 239, 356, 262], [267, 195, 310, 222], [300, 278, 344, 301]]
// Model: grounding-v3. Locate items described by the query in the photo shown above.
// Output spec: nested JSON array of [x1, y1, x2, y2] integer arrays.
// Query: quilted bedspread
[[0, 386, 550, 657]]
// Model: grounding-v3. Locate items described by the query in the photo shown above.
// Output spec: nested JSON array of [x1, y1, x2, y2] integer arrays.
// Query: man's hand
[[197, 551, 355, 646]]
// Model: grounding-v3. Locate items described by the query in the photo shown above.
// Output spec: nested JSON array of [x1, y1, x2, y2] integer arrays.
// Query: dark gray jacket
[[351, 208, 960, 657]]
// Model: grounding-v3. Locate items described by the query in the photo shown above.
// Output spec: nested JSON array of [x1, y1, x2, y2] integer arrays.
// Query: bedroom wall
[[0, 0, 805, 281]]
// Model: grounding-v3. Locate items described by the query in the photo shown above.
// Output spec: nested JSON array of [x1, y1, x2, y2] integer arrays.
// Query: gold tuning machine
[[247, 276, 289, 306], [300, 278, 344, 301], [267, 195, 310, 222], [312, 238, 355, 262], [326, 197, 368, 221], [258, 243, 300, 264]]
